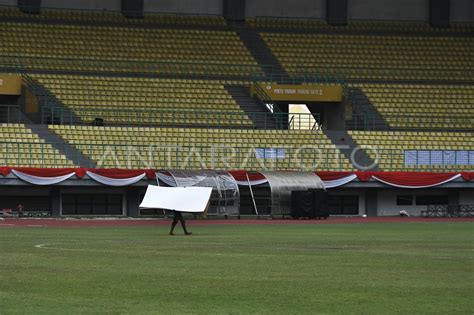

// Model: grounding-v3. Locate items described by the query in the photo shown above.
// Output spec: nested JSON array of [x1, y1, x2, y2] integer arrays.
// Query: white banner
[[139, 185, 212, 212]]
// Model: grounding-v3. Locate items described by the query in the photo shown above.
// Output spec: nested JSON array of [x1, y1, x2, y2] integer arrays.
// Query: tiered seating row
[[0, 22, 259, 76], [31, 74, 253, 126], [352, 83, 474, 130], [49, 125, 354, 171], [261, 32, 473, 81]]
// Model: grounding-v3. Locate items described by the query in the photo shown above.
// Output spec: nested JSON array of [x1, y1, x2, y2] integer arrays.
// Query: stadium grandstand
[[0, 0, 472, 218]]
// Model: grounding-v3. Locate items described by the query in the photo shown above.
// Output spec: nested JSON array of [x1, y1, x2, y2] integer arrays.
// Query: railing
[[251, 71, 346, 85], [0, 55, 268, 77], [6, 55, 470, 84], [422, 204, 474, 218], [0, 141, 78, 168], [41, 106, 322, 130], [0, 105, 22, 124], [4, 55, 470, 84], [250, 16, 474, 34], [251, 81, 279, 113], [348, 113, 474, 131], [1, 141, 472, 172], [289, 66, 473, 82]]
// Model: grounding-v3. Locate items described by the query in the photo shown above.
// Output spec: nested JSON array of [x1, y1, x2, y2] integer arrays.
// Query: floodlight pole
[[246, 173, 259, 216]]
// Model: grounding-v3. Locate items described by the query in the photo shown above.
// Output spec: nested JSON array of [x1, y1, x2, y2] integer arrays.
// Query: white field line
[[33, 242, 278, 257]]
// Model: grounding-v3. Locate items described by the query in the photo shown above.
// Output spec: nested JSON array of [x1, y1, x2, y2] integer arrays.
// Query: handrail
[[0, 105, 22, 124], [2, 54, 470, 82], [251, 81, 279, 112], [249, 15, 474, 32], [288, 115, 295, 129], [348, 113, 474, 131], [250, 70, 346, 85], [41, 106, 324, 130], [289, 66, 473, 82], [0, 55, 266, 77]]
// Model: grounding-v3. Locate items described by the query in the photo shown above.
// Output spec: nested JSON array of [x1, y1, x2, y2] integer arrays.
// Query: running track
[[0, 217, 473, 228]]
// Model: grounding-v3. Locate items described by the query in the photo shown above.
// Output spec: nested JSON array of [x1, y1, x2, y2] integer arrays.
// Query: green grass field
[[1, 222, 473, 314]]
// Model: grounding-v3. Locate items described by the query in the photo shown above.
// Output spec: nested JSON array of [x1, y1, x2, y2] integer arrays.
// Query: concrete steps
[[346, 87, 390, 130], [231, 23, 290, 82], [325, 129, 379, 171], [28, 124, 96, 167], [225, 85, 279, 129]]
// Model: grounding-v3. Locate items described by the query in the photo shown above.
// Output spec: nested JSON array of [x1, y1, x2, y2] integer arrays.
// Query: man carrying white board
[[170, 211, 192, 235], [139, 185, 213, 236]]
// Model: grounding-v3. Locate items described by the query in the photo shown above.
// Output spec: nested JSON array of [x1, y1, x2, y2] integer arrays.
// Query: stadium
[[0, 0, 473, 313]]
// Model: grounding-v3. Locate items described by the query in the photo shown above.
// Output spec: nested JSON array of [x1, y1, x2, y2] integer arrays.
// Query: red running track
[[0, 217, 473, 228]]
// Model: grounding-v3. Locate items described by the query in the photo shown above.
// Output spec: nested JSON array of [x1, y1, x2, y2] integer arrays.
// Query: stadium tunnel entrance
[[274, 101, 346, 130], [0, 74, 25, 124], [252, 82, 346, 130]]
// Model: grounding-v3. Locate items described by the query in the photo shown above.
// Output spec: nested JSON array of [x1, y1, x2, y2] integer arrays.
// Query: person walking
[[169, 211, 192, 235]]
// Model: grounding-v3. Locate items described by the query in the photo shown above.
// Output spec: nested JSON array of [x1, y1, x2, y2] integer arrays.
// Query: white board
[[139, 185, 212, 213]]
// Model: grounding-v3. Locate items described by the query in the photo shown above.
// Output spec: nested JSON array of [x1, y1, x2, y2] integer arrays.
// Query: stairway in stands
[[325, 129, 379, 171], [225, 85, 278, 129], [346, 87, 390, 130], [28, 124, 96, 167], [231, 22, 290, 82], [23, 75, 83, 125]]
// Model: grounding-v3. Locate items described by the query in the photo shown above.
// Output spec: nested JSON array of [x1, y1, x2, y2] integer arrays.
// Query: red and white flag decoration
[[316, 171, 467, 189], [11, 168, 76, 185], [86, 170, 146, 186], [0, 167, 472, 188]]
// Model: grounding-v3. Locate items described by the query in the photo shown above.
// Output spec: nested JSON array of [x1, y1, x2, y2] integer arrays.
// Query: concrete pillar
[[127, 187, 143, 217], [365, 189, 378, 217], [448, 189, 459, 205], [50, 188, 61, 217]]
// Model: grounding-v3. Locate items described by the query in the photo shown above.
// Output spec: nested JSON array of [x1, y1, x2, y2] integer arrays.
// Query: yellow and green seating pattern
[[352, 83, 474, 130], [30, 74, 253, 126], [0, 123, 74, 167], [348, 130, 474, 171], [0, 21, 259, 75], [49, 125, 354, 171], [261, 32, 473, 81]]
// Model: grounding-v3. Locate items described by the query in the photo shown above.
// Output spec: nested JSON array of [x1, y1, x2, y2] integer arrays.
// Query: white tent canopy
[[139, 185, 212, 213], [156, 170, 240, 215], [259, 171, 325, 215]]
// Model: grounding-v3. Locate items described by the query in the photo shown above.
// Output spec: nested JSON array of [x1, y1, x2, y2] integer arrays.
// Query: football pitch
[[1, 222, 473, 314]]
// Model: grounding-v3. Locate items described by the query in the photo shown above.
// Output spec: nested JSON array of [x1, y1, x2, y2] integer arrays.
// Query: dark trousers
[[170, 211, 189, 234]]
